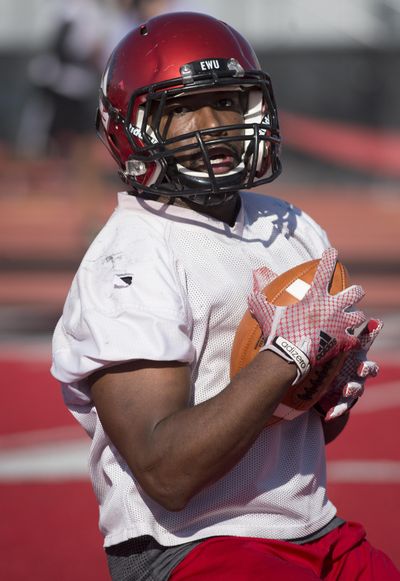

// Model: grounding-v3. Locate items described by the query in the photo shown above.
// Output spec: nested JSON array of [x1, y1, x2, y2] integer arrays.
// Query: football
[[230, 258, 349, 426]]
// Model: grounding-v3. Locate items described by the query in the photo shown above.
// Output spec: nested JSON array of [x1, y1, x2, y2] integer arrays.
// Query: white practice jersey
[[51, 190, 336, 548]]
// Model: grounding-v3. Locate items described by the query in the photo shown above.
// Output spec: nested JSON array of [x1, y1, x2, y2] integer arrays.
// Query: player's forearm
[[136, 352, 295, 510]]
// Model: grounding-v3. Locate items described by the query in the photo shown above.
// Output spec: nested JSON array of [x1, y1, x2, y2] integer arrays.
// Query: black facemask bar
[[98, 67, 282, 200]]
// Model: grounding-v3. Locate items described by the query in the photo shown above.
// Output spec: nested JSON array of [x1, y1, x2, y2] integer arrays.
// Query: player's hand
[[247, 248, 366, 385], [314, 318, 383, 421], [251, 265, 278, 293]]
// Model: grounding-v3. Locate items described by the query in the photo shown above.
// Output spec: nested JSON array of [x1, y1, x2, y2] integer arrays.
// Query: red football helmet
[[96, 11, 281, 203]]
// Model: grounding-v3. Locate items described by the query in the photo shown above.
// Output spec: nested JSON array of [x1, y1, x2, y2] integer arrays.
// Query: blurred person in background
[[17, 0, 106, 157], [51, 11, 399, 580]]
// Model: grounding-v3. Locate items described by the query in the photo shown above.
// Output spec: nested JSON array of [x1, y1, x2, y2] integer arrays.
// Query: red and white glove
[[247, 248, 366, 385], [314, 318, 383, 420], [251, 265, 278, 291]]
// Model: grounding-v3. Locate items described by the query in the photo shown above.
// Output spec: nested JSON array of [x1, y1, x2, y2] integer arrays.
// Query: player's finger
[[357, 360, 379, 378], [252, 267, 277, 293], [337, 285, 366, 310], [311, 248, 338, 293], [344, 308, 367, 330], [248, 292, 275, 326], [343, 380, 364, 398], [358, 318, 384, 350], [325, 400, 355, 421]]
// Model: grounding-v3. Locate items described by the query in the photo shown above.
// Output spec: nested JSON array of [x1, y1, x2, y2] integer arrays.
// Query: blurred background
[[0, 1, 399, 579]]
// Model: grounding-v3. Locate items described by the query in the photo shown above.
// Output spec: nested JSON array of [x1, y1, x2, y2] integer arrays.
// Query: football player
[[52, 11, 397, 580]]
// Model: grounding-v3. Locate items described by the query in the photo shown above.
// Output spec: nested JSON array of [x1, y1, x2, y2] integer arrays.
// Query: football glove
[[314, 318, 383, 420], [247, 248, 366, 385], [251, 265, 278, 293]]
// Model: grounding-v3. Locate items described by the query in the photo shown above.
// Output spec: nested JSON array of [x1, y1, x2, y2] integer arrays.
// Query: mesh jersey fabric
[[51, 190, 335, 548]]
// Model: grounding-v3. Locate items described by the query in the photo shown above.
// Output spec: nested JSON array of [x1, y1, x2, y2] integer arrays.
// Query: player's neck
[[183, 195, 241, 226], [137, 191, 241, 226]]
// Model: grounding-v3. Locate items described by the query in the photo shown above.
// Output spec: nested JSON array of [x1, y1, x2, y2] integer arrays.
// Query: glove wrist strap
[[260, 336, 310, 385]]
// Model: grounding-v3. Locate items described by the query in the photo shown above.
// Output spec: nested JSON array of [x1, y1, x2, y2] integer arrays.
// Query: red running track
[[0, 353, 399, 580]]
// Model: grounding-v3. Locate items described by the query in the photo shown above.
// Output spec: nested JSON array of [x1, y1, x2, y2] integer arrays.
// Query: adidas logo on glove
[[316, 331, 337, 361]]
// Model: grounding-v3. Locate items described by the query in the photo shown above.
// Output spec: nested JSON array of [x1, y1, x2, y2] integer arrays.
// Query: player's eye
[[217, 98, 234, 109], [169, 105, 191, 116]]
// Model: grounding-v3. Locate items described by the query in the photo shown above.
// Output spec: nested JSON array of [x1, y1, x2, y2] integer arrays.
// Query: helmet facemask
[[98, 58, 281, 205]]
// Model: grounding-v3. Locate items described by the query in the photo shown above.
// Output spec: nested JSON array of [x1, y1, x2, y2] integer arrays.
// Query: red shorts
[[170, 521, 400, 580]]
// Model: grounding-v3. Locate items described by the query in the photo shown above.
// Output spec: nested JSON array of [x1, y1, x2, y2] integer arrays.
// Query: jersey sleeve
[[51, 224, 194, 384]]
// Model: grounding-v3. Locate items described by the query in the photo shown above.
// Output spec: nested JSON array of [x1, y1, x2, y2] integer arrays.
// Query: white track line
[[0, 380, 398, 483], [1, 440, 400, 483], [327, 460, 400, 483], [0, 425, 85, 450], [0, 439, 90, 481]]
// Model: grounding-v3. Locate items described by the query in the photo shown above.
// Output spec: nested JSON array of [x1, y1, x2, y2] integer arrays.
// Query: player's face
[[151, 90, 246, 174]]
